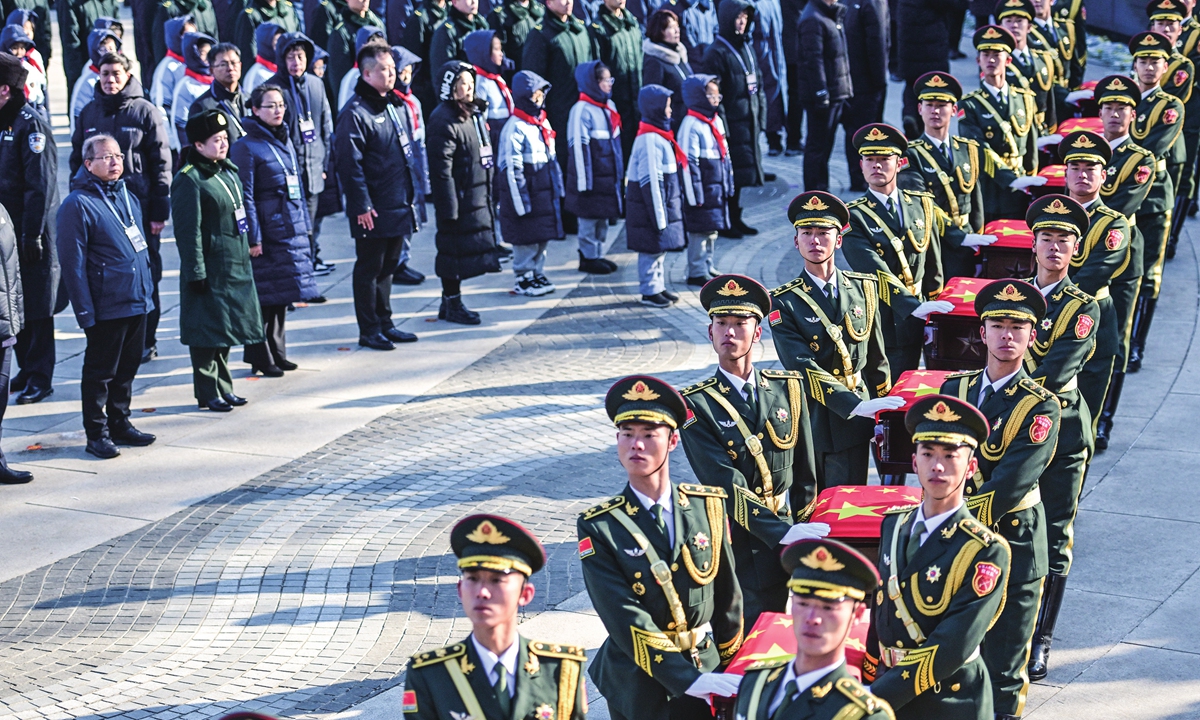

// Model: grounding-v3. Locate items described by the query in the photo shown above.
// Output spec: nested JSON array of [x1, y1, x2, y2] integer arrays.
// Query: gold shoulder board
[[680, 377, 718, 395], [945, 369, 981, 380], [842, 270, 876, 282], [847, 196, 870, 208], [745, 657, 790, 671], [1018, 377, 1055, 401], [835, 677, 889, 717], [902, 188, 934, 198], [958, 517, 995, 546], [581, 495, 626, 520], [883, 503, 920, 515], [759, 369, 802, 379], [771, 276, 805, 297], [678, 483, 728, 499], [1062, 284, 1094, 303], [956, 136, 980, 147], [410, 643, 467, 668], [529, 641, 588, 661]]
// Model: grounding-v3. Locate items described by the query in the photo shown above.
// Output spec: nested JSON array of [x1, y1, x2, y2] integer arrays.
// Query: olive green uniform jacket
[[1102, 137, 1157, 366], [1007, 47, 1058, 133], [899, 136, 983, 279], [957, 86, 1039, 221], [488, 0, 544, 71], [735, 659, 895, 720]]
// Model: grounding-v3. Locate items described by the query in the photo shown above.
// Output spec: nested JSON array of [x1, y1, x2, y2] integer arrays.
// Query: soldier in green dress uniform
[[1019, 196, 1100, 682], [870, 395, 1011, 720], [769, 191, 903, 487], [733, 538, 894, 720], [1027, 0, 1072, 118], [959, 25, 1046, 223], [403, 514, 588, 720], [679, 274, 828, 626], [998, 0, 1059, 134], [578, 376, 745, 719], [940, 281, 1060, 720], [1050, 0, 1086, 87], [1094, 75, 1160, 449], [900, 72, 998, 280], [841, 123, 950, 374], [1171, 1, 1200, 241]]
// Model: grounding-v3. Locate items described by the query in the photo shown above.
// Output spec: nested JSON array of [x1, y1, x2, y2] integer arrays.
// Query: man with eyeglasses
[[57, 134, 158, 459], [190, 43, 250, 145]]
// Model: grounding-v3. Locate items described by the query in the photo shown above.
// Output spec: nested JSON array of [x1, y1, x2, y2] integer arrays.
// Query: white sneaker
[[514, 272, 550, 296], [533, 273, 556, 294]]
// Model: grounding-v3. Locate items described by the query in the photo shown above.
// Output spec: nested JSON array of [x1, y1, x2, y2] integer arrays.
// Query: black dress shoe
[[687, 276, 709, 286], [359, 333, 396, 350], [392, 264, 426, 285], [383, 327, 419, 343], [141, 345, 158, 363], [223, 393, 248, 406], [201, 397, 234, 412], [111, 426, 156, 446], [718, 226, 745, 239], [306, 295, 328, 304], [0, 464, 32, 484], [763, 172, 777, 182], [578, 256, 618, 275], [16, 385, 53, 405], [85, 437, 121, 459], [598, 257, 619, 272], [275, 358, 299, 371], [252, 364, 285, 377], [734, 222, 759, 236], [661, 289, 680, 303]]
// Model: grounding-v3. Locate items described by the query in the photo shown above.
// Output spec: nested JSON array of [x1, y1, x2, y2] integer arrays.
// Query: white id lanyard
[[99, 184, 147, 253], [213, 170, 249, 234], [385, 104, 414, 161], [266, 142, 303, 200]]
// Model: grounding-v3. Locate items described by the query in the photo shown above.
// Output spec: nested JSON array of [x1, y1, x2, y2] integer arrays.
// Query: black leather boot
[[1127, 296, 1149, 373], [1027, 573, 1068, 682], [440, 294, 481, 325], [1094, 370, 1124, 453]]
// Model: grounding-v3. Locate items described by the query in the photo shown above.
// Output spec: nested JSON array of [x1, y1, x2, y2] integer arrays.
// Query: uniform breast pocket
[[687, 580, 713, 607]]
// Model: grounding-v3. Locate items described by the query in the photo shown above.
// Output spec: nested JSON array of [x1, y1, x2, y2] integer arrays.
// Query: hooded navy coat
[[497, 70, 564, 245], [269, 32, 334, 197], [677, 74, 732, 233], [230, 115, 318, 306], [702, 0, 764, 186], [625, 84, 684, 254], [243, 21, 283, 93], [565, 60, 623, 219], [153, 0, 219, 65]]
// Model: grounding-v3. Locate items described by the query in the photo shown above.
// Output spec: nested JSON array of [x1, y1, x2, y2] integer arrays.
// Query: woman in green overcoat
[[171, 109, 265, 412]]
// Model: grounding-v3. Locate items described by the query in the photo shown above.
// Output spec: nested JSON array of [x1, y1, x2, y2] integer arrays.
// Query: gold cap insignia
[[623, 380, 661, 402], [800, 546, 846, 572], [924, 400, 962, 422], [1045, 198, 1072, 214], [465, 520, 511, 545], [1005, 0, 1022, 6], [1071, 135, 1097, 148], [1158, 0, 1174, 8], [1105, 78, 1128, 90], [717, 279, 748, 296], [863, 127, 889, 141], [995, 283, 1028, 301], [983, 27, 1003, 38], [802, 195, 831, 211], [926, 75, 949, 87], [1141, 34, 1160, 45], [217, 114, 226, 126]]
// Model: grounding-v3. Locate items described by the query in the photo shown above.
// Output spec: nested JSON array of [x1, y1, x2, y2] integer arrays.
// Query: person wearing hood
[[565, 60, 621, 273], [463, 29, 511, 151], [403, 0, 450, 118], [231, 83, 319, 373], [428, 61, 498, 324], [151, 15, 197, 153], [334, 43, 424, 349], [269, 32, 335, 275], [171, 32, 218, 148], [498, 70, 564, 296], [703, 0, 765, 237], [430, 0, 491, 71], [328, 0, 386, 93], [153, 0, 219, 67], [243, 22, 284, 94], [0, 52, 56, 407], [677, 73, 731, 285], [589, 0, 642, 163], [798, 0, 852, 192], [642, 8, 692, 131], [173, 109, 266, 413], [626, 83, 685, 308], [1, 23, 45, 118], [57, 0, 118, 95], [57, 134, 158, 460], [234, 0, 300, 64], [69, 27, 120, 135], [3, 8, 50, 73], [390, 45, 431, 288], [522, 0, 593, 179], [71, 51, 172, 365], [337, 26, 386, 111], [487, 0, 543, 69]]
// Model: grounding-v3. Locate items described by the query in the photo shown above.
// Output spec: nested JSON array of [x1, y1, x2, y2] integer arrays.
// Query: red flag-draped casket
[[1031, 164, 1066, 198], [871, 370, 957, 475], [924, 276, 988, 370], [979, 219, 1036, 278], [1071, 81, 1100, 117]]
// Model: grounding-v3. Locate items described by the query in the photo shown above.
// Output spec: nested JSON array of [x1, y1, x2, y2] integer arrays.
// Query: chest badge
[[624, 547, 646, 557], [718, 419, 738, 428], [810, 342, 821, 352], [1041, 317, 1053, 331], [776, 408, 789, 423], [805, 316, 822, 323], [926, 565, 942, 583], [852, 306, 864, 318], [692, 532, 710, 550]]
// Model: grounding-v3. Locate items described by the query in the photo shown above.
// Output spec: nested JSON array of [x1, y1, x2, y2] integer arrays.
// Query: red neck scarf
[[393, 88, 421, 130], [578, 93, 620, 133], [255, 56, 277, 74], [88, 64, 99, 74], [167, 49, 184, 63], [185, 68, 213, 84], [513, 107, 555, 148], [474, 66, 513, 113], [637, 121, 687, 170], [24, 55, 42, 74], [686, 109, 726, 158]]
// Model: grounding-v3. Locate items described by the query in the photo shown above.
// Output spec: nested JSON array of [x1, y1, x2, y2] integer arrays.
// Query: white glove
[[1036, 133, 1064, 149], [850, 396, 906, 418], [685, 673, 742, 701], [780, 522, 832, 545], [1010, 175, 1049, 190], [962, 233, 999, 248], [911, 300, 955, 320], [1065, 89, 1094, 104]]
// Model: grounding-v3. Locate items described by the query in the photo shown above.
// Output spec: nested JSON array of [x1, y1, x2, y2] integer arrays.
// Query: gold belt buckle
[[745, 435, 764, 456]]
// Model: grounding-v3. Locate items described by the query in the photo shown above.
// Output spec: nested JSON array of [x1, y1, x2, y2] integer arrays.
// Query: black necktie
[[942, 141, 952, 165], [978, 384, 993, 408], [744, 381, 758, 419], [885, 196, 900, 227], [651, 503, 670, 548], [906, 520, 928, 563], [773, 679, 799, 719]]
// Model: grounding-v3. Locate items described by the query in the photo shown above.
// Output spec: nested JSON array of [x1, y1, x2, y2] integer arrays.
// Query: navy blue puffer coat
[[565, 60, 624, 219], [625, 84, 685, 254]]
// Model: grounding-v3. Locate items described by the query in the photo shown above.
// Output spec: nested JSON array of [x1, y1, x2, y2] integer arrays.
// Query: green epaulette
[[1062, 284, 1094, 303], [744, 656, 790, 672], [842, 270, 876, 282], [771, 276, 806, 297], [945, 369, 981, 380], [902, 188, 934, 199], [955, 136, 980, 147], [760, 368, 801, 379], [847, 196, 871, 208], [958, 516, 996, 546], [180, 164, 195, 174], [834, 677, 890, 718], [1019, 377, 1055, 401], [882, 503, 920, 515], [1092, 204, 1125, 221], [581, 495, 625, 520], [529, 641, 587, 660], [442, 20, 453, 28], [909, 137, 929, 147], [680, 377, 718, 395], [410, 643, 467, 668], [679, 483, 727, 499], [962, 88, 986, 101], [1013, 85, 1036, 97]]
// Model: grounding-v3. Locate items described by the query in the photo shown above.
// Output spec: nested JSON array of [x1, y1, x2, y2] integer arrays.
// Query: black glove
[[189, 278, 210, 294], [19, 239, 42, 264]]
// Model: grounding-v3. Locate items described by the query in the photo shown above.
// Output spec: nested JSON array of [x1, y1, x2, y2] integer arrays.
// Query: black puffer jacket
[[269, 33, 334, 197], [797, 0, 852, 104], [428, 62, 499, 281], [70, 76, 173, 222], [0, 202, 23, 343], [896, 0, 960, 80], [0, 97, 58, 321], [702, 0, 764, 186]]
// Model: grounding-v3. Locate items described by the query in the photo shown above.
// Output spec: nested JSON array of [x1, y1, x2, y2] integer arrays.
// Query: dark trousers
[[817, 444, 870, 488], [354, 234, 406, 335], [946, 4, 967, 55], [0, 344, 10, 466], [843, 89, 886, 190], [81, 314, 147, 440], [1041, 423, 1088, 576], [244, 304, 288, 367], [142, 202, 163, 350], [190, 346, 233, 402], [131, 0, 158, 87], [306, 193, 322, 262], [983, 575, 1044, 716], [14, 316, 55, 389], [902, 82, 922, 137], [784, 61, 805, 148], [803, 99, 846, 191], [609, 695, 712, 720]]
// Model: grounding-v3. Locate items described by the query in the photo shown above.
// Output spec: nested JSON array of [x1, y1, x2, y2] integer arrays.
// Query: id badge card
[[285, 173, 302, 200], [398, 129, 412, 158], [745, 72, 758, 96], [299, 117, 316, 144], [235, 206, 249, 234], [125, 224, 148, 252], [479, 143, 494, 169]]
